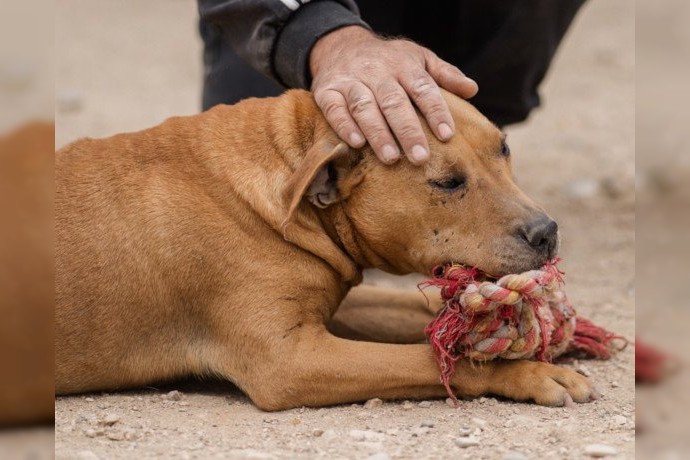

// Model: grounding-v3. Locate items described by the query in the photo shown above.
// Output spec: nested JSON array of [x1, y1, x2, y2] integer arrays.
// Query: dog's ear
[[282, 127, 363, 232]]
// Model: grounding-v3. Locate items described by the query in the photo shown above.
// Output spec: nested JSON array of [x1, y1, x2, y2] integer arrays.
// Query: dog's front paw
[[486, 360, 600, 407]]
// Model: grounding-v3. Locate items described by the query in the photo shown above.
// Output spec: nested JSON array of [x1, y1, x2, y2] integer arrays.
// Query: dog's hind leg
[[327, 285, 441, 343]]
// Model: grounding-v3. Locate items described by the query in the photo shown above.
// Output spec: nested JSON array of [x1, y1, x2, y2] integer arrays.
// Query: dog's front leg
[[235, 325, 597, 411]]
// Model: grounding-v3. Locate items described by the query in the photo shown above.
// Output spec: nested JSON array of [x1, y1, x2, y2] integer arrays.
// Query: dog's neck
[[320, 204, 398, 275]]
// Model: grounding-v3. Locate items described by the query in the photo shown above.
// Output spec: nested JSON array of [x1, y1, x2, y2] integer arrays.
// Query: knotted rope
[[422, 259, 626, 401]]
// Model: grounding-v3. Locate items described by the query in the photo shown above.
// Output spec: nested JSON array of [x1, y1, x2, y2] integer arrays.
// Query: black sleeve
[[198, 0, 371, 89]]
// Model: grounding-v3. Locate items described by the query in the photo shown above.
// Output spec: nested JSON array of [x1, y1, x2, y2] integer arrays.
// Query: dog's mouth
[[430, 255, 553, 280]]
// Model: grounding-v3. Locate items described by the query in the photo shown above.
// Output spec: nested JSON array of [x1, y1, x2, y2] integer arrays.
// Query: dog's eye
[[430, 176, 466, 191], [501, 141, 510, 157]]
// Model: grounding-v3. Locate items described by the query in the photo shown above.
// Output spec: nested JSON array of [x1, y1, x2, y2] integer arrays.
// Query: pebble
[[402, 401, 415, 410], [99, 414, 120, 426], [163, 390, 183, 401], [610, 381, 619, 388], [349, 429, 385, 442], [455, 436, 480, 448], [364, 398, 383, 409], [418, 401, 432, 408], [420, 420, 434, 428], [312, 429, 324, 437], [84, 397, 95, 402], [584, 444, 618, 457], [613, 415, 627, 426], [83, 429, 103, 438], [106, 431, 124, 441], [457, 426, 472, 437], [75, 450, 100, 460], [471, 417, 488, 428], [576, 364, 592, 377]]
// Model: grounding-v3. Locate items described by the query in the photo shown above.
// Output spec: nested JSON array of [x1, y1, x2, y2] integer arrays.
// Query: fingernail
[[438, 123, 453, 140], [350, 132, 365, 147], [381, 144, 400, 163], [410, 144, 429, 163]]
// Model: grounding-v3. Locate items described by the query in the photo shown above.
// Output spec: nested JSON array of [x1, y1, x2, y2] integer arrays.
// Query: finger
[[425, 50, 478, 99], [372, 81, 429, 165], [345, 83, 401, 164], [400, 68, 455, 142], [314, 88, 365, 148]]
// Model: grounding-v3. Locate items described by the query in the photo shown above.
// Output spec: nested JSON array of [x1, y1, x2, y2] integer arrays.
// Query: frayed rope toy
[[422, 259, 627, 401]]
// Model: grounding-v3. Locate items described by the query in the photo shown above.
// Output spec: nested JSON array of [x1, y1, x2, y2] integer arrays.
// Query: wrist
[[309, 25, 375, 79]]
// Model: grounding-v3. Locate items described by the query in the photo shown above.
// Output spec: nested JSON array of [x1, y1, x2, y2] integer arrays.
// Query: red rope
[[422, 260, 627, 402]]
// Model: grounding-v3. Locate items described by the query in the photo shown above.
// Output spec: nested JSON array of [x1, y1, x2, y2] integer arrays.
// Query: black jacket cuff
[[273, 1, 370, 89]]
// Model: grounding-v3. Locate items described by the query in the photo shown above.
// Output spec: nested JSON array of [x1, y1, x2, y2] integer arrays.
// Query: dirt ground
[[54, 1, 635, 458]]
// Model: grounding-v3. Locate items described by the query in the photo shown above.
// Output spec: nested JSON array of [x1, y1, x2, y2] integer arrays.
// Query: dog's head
[[284, 90, 558, 277]]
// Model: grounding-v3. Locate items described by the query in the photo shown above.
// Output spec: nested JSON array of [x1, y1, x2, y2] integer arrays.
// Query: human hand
[[309, 26, 478, 165]]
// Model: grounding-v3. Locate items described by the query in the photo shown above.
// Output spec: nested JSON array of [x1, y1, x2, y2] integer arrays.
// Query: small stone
[[420, 420, 434, 428], [457, 426, 472, 437], [349, 429, 385, 442], [99, 414, 119, 426], [610, 381, 619, 388], [402, 401, 414, 410], [163, 390, 183, 401], [106, 431, 124, 441], [84, 397, 95, 402], [576, 364, 592, 377], [613, 415, 627, 426], [312, 429, 324, 437], [364, 398, 383, 409], [75, 450, 100, 460], [418, 401, 432, 408], [455, 436, 480, 448], [584, 444, 618, 457], [386, 428, 399, 436], [471, 417, 488, 428], [83, 429, 101, 438]]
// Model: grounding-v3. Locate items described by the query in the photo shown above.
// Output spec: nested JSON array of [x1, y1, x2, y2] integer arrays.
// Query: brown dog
[[56, 89, 596, 410]]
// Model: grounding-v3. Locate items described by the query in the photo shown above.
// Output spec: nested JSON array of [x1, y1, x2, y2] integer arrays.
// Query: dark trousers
[[200, 0, 585, 126]]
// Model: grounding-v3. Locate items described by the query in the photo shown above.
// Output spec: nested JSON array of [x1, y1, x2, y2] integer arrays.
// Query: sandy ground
[[55, 1, 635, 458]]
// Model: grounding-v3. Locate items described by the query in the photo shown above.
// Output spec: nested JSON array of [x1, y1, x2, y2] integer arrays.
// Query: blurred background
[[0, 1, 55, 460], [637, 0, 690, 457]]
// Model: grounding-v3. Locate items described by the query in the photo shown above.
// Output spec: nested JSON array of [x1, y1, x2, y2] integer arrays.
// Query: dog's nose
[[519, 215, 558, 259]]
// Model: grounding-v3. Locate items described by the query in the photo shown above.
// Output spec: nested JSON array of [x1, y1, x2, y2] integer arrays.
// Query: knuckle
[[349, 95, 374, 115], [410, 75, 437, 98], [321, 99, 343, 119], [397, 122, 422, 141], [379, 90, 408, 112]]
